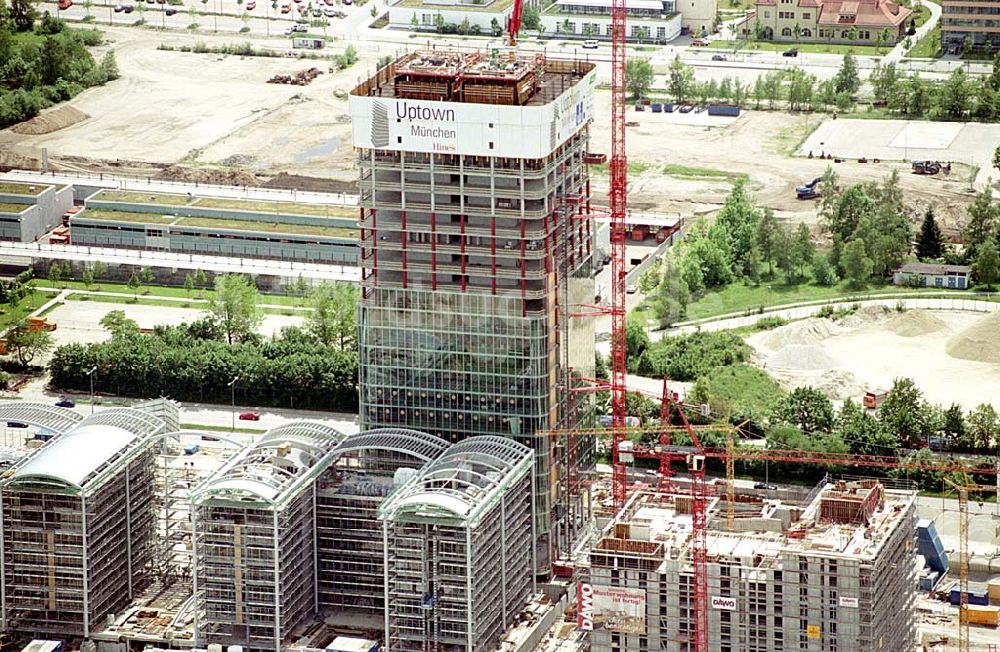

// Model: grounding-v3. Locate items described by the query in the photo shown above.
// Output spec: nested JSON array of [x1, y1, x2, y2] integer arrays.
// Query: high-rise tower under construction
[[350, 50, 598, 561]]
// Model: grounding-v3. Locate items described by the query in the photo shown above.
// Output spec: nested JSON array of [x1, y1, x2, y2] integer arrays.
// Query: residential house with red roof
[[750, 0, 912, 45]]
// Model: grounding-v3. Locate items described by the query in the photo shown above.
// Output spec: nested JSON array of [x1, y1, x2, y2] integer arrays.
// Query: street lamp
[[86, 365, 97, 414], [228, 375, 241, 432]]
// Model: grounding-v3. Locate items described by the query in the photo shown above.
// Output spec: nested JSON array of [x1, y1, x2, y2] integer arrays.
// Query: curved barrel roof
[[4, 408, 168, 494], [379, 436, 533, 527]]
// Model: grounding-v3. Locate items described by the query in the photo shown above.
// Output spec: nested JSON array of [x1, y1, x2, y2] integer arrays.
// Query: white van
[[582, 39, 599, 49]]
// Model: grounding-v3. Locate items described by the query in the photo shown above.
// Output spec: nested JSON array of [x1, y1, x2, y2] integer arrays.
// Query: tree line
[[46, 274, 361, 411], [623, 53, 1000, 123], [0, 0, 119, 128]]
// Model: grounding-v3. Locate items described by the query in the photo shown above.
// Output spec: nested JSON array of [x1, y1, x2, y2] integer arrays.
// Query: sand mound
[[836, 304, 892, 329], [946, 311, 1000, 363], [885, 310, 947, 337], [10, 106, 89, 135], [768, 344, 838, 371], [756, 318, 839, 351], [809, 370, 869, 401]]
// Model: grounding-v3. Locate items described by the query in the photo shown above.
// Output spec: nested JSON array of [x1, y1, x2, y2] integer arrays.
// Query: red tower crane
[[506, 0, 524, 45]]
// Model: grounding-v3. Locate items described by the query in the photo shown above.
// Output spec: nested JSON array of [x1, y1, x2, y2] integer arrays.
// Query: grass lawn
[[65, 292, 303, 316], [682, 276, 958, 321], [0, 203, 31, 214], [770, 116, 822, 156], [78, 208, 181, 224], [192, 197, 355, 219], [33, 279, 314, 308], [661, 164, 748, 182], [180, 422, 266, 434], [95, 190, 194, 206], [909, 23, 940, 58], [910, 4, 931, 28], [0, 182, 46, 196], [178, 216, 355, 238], [0, 293, 51, 332], [710, 40, 886, 56]]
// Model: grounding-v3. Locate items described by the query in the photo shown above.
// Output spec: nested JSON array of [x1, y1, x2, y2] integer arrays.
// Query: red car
[[239, 411, 261, 421], [691, 38, 709, 46]]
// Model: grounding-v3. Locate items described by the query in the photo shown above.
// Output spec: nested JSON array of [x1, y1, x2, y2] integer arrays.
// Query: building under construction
[[0, 407, 171, 638], [582, 480, 918, 652], [379, 436, 535, 651], [350, 50, 600, 560]]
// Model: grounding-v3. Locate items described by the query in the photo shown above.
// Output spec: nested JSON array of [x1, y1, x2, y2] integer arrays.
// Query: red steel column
[[431, 212, 437, 291]]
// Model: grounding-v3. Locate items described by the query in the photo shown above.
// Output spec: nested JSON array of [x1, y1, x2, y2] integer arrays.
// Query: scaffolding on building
[[0, 408, 171, 638], [379, 436, 535, 652], [189, 422, 348, 652]]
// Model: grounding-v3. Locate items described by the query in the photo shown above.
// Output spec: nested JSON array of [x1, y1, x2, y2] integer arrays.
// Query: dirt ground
[[0, 26, 371, 182], [0, 28, 981, 232], [747, 308, 1000, 411]]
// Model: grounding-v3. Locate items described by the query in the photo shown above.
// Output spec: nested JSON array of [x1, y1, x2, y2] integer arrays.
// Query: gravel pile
[[946, 311, 1000, 363], [768, 344, 839, 371], [756, 318, 839, 352], [885, 310, 948, 337]]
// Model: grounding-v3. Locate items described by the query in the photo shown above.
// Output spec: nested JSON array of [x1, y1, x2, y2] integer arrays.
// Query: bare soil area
[[748, 308, 1000, 410], [9, 106, 90, 135]]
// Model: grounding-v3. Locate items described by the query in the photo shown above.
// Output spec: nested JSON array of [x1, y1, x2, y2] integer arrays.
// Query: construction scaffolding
[[0, 408, 170, 638], [585, 481, 918, 652], [379, 437, 535, 652], [316, 428, 450, 619], [190, 422, 348, 652]]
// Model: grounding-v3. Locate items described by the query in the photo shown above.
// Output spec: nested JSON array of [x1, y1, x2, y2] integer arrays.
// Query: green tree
[[653, 254, 690, 327], [916, 207, 945, 260], [837, 399, 895, 455], [834, 53, 860, 95], [625, 318, 650, 366], [208, 274, 261, 345], [626, 58, 654, 100], [943, 402, 967, 448], [967, 403, 999, 452], [755, 207, 779, 276], [964, 185, 998, 253], [811, 253, 837, 286], [773, 386, 835, 434], [974, 239, 1000, 289], [521, 4, 540, 30], [710, 178, 760, 278], [127, 271, 141, 298], [9, 0, 35, 31], [82, 265, 94, 290], [847, 26, 858, 42], [793, 222, 815, 276], [822, 184, 873, 243], [6, 320, 53, 367], [410, 13, 418, 27], [842, 239, 872, 288], [869, 61, 899, 105], [47, 261, 62, 285], [184, 273, 196, 296], [773, 223, 797, 283], [878, 378, 929, 446], [83, 0, 93, 20], [99, 309, 139, 337], [91, 260, 105, 290], [668, 55, 695, 103], [307, 282, 358, 349], [939, 68, 971, 119], [194, 268, 208, 288], [683, 222, 733, 288], [141, 265, 154, 286], [994, 144, 1000, 174]]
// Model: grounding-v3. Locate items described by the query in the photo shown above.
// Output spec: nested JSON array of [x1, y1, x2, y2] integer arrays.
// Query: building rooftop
[[547, 0, 671, 11], [592, 480, 916, 572], [0, 182, 49, 197], [4, 409, 168, 494], [192, 421, 349, 508], [379, 435, 533, 527], [92, 189, 356, 219], [394, 0, 515, 11], [815, 0, 911, 27], [897, 261, 971, 275], [0, 203, 31, 214], [353, 50, 594, 107]]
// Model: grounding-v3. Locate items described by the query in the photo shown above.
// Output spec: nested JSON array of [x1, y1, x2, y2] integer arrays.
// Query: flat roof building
[[582, 480, 918, 652], [351, 51, 599, 563]]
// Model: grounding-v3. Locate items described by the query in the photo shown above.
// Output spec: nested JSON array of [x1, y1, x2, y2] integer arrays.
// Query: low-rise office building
[[893, 262, 972, 289], [542, 0, 683, 42], [70, 190, 357, 265], [941, 0, 1000, 50], [0, 181, 72, 242], [388, 0, 515, 32]]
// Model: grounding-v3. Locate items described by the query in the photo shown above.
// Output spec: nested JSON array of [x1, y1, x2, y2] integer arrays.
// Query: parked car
[[55, 399, 76, 408], [280, 3, 291, 12], [782, 48, 799, 57], [57, 0, 73, 10], [113, 4, 124, 11], [711, 54, 726, 61], [164, 6, 177, 14], [293, 22, 307, 31], [122, 3, 134, 12], [323, 6, 337, 16], [582, 39, 599, 49], [678, 104, 694, 113], [754, 482, 778, 490], [691, 38, 709, 46], [7, 422, 27, 429], [626, 284, 637, 294], [246, 0, 256, 7], [311, 7, 321, 15], [239, 411, 261, 421]]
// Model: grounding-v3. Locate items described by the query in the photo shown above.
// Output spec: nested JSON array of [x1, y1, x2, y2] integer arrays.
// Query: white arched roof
[[191, 421, 349, 507], [4, 408, 168, 494], [379, 436, 533, 527]]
